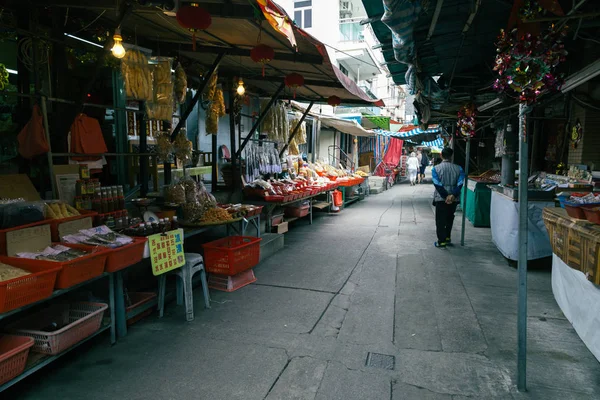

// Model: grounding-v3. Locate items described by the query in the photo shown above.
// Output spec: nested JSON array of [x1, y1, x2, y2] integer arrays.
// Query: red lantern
[[327, 95, 341, 108], [250, 44, 275, 77], [285, 73, 304, 99], [176, 4, 212, 51]]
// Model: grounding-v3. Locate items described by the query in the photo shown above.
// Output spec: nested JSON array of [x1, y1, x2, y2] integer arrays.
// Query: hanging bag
[[70, 114, 108, 161], [17, 105, 49, 159]]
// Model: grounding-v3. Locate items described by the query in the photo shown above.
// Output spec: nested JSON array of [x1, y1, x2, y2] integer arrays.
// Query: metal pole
[[40, 96, 57, 199], [460, 138, 470, 246], [211, 135, 218, 193], [139, 101, 149, 197], [236, 83, 285, 159], [229, 87, 238, 191], [517, 103, 529, 392], [279, 101, 314, 157]]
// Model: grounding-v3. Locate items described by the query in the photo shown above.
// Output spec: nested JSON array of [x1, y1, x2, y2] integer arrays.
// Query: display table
[[551, 254, 600, 362], [157, 166, 212, 181], [490, 189, 554, 260], [461, 179, 493, 227]]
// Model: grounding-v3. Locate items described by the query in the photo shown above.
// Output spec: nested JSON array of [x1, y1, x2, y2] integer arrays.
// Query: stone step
[[259, 233, 284, 262], [370, 187, 384, 194]]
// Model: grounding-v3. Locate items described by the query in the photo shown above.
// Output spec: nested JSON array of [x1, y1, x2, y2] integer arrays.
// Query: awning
[[291, 101, 376, 137], [375, 124, 445, 145], [65, 0, 384, 106]]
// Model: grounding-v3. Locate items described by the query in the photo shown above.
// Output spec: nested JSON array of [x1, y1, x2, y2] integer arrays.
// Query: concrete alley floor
[[11, 182, 600, 399]]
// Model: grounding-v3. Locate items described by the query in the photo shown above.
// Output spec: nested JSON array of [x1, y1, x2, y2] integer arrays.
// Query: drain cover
[[365, 352, 395, 370]]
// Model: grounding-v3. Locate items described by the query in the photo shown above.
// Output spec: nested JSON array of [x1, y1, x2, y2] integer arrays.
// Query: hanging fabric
[[17, 105, 49, 159]]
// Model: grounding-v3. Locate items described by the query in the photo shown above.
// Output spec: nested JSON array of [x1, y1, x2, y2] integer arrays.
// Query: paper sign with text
[[148, 229, 185, 276]]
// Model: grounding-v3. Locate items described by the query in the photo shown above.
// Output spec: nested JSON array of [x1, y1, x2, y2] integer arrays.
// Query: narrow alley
[[12, 184, 600, 400]]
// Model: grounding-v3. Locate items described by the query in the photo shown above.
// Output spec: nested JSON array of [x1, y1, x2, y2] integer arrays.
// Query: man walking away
[[419, 150, 429, 183], [431, 148, 465, 248]]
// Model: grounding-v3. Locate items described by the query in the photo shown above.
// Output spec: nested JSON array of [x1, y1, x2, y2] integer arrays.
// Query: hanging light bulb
[[236, 78, 245, 96], [111, 29, 126, 59]]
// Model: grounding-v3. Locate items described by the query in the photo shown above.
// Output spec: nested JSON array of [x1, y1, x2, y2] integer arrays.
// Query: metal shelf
[[0, 324, 111, 392]]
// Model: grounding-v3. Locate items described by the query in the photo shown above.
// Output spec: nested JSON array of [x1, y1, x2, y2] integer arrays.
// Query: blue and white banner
[[374, 125, 442, 138]]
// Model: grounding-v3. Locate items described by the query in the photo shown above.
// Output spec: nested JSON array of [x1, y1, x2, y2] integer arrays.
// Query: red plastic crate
[[0, 263, 60, 314], [105, 237, 147, 273], [565, 204, 587, 219], [583, 207, 600, 224], [0, 220, 51, 256], [7, 302, 108, 355], [126, 292, 156, 326], [0, 244, 108, 289], [0, 335, 34, 385], [285, 204, 310, 218], [203, 236, 261, 276]]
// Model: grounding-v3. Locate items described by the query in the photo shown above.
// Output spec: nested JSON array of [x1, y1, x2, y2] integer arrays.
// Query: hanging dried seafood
[[205, 72, 226, 135], [156, 131, 173, 162], [121, 50, 153, 100], [174, 63, 187, 104], [146, 57, 175, 121], [173, 130, 193, 162]]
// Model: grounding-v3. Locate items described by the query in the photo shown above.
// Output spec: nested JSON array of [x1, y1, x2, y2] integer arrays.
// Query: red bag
[[333, 190, 343, 207], [17, 105, 50, 159], [70, 114, 108, 161]]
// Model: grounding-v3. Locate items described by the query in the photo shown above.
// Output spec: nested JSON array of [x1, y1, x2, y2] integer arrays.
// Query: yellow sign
[[149, 229, 185, 276]]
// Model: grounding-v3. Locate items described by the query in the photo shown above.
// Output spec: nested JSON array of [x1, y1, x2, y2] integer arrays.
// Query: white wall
[[277, 0, 339, 61]]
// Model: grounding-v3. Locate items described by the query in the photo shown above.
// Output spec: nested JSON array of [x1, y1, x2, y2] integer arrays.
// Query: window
[[339, 64, 349, 76], [294, 0, 312, 29]]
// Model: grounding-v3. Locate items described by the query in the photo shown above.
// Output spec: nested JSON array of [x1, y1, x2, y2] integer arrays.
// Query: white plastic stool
[[157, 253, 211, 321]]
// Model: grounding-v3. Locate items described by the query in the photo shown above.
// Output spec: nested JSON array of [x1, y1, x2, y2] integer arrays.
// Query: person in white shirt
[[406, 152, 420, 186]]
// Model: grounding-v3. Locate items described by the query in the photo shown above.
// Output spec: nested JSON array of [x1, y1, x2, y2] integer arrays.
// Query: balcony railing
[[339, 21, 364, 43]]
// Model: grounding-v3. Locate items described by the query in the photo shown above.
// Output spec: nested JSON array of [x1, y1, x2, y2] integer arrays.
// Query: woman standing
[[406, 152, 420, 186]]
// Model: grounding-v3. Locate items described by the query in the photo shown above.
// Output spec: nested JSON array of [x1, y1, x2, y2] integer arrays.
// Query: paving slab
[[266, 357, 328, 400], [314, 362, 391, 400]]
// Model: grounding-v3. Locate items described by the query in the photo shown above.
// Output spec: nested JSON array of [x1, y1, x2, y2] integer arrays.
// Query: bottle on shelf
[[171, 216, 179, 230]]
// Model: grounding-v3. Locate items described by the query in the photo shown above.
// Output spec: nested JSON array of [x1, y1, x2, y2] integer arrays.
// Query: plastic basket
[[0, 220, 51, 256], [7, 302, 108, 355], [0, 263, 60, 314], [564, 203, 587, 219], [208, 269, 256, 292], [203, 236, 261, 276], [0, 335, 34, 385], [285, 204, 310, 218], [583, 207, 600, 225], [0, 244, 108, 289], [104, 237, 147, 273]]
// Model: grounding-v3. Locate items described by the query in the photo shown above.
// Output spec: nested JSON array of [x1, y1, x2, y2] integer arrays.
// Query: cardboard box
[[272, 221, 288, 234], [0, 174, 41, 201]]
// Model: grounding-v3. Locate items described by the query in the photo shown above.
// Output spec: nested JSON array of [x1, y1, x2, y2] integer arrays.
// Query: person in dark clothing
[[431, 148, 465, 248], [419, 150, 429, 183]]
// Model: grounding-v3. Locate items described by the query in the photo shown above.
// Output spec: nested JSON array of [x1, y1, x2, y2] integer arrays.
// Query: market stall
[[543, 206, 600, 361], [461, 171, 500, 228]]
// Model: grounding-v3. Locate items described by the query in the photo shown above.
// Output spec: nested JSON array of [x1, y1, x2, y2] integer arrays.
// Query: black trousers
[[435, 201, 458, 243]]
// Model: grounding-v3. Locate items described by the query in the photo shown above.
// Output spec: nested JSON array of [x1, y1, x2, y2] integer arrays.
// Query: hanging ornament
[[457, 103, 477, 138], [250, 44, 275, 77], [285, 73, 304, 99], [327, 95, 341, 108], [176, 3, 212, 51], [493, 25, 568, 104], [570, 120, 582, 149]]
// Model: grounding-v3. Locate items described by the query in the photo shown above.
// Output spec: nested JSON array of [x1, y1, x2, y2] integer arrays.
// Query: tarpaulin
[[383, 138, 403, 166], [257, 0, 297, 48]]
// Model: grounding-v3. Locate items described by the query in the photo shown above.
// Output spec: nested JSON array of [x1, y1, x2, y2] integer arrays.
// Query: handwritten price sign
[[149, 229, 185, 276]]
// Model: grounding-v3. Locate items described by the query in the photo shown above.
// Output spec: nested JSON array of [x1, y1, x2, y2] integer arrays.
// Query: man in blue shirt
[[431, 148, 465, 248]]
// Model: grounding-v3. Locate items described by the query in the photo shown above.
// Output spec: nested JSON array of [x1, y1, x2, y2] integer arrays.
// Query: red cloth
[[383, 138, 403, 167]]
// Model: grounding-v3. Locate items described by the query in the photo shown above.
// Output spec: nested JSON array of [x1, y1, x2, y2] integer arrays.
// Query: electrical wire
[[69, 10, 106, 35], [572, 94, 600, 112]]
